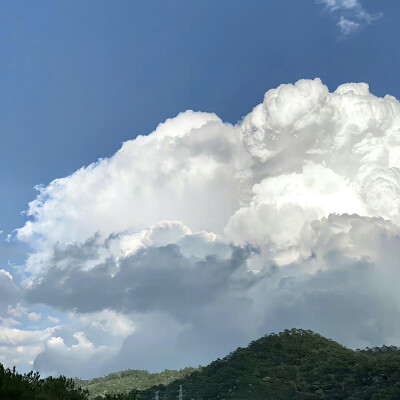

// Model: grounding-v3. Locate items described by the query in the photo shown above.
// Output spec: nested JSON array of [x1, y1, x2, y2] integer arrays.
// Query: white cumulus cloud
[[10, 78, 400, 377]]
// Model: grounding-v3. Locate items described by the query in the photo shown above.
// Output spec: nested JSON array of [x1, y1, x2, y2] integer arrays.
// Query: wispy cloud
[[337, 16, 360, 35], [317, 0, 382, 36]]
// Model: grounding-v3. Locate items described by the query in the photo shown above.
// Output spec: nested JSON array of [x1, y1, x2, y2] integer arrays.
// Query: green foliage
[[133, 329, 400, 400], [6, 329, 400, 399], [0, 364, 89, 400]]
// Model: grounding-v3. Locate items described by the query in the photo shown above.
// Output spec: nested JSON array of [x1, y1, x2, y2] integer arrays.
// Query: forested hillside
[[4, 329, 400, 399], [136, 329, 400, 400]]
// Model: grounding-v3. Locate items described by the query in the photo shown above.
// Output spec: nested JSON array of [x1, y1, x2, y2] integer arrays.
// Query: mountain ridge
[[76, 329, 400, 399]]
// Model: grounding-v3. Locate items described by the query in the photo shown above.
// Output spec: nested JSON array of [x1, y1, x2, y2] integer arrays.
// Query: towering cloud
[[8, 78, 400, 377]]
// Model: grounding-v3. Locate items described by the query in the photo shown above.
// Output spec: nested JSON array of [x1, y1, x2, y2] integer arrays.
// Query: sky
[[1, 0, 400, 379]]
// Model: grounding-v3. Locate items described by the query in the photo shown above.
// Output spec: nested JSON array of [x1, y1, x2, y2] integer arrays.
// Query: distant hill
[[74, 367, 199, 399], [83, 329, 400, 399]]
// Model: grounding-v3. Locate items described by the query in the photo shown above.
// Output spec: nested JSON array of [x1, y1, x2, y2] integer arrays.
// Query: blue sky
[[1, 0, 397, 235], [1, 0, 400, 378]]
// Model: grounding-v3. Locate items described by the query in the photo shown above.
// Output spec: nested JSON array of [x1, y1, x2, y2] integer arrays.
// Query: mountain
[[116, 329, 400, 399]]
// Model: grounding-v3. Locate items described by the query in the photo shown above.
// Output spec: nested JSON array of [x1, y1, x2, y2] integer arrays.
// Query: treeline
[[0, 364, 141, 400], [0, 364, 89, 400], [0, 362, 195, 400], [5, 329, 400, 399]]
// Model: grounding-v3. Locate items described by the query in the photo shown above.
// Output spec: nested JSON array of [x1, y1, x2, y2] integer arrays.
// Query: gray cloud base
[[26, 243, 256, 316], [29, 215, 400, 376]]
